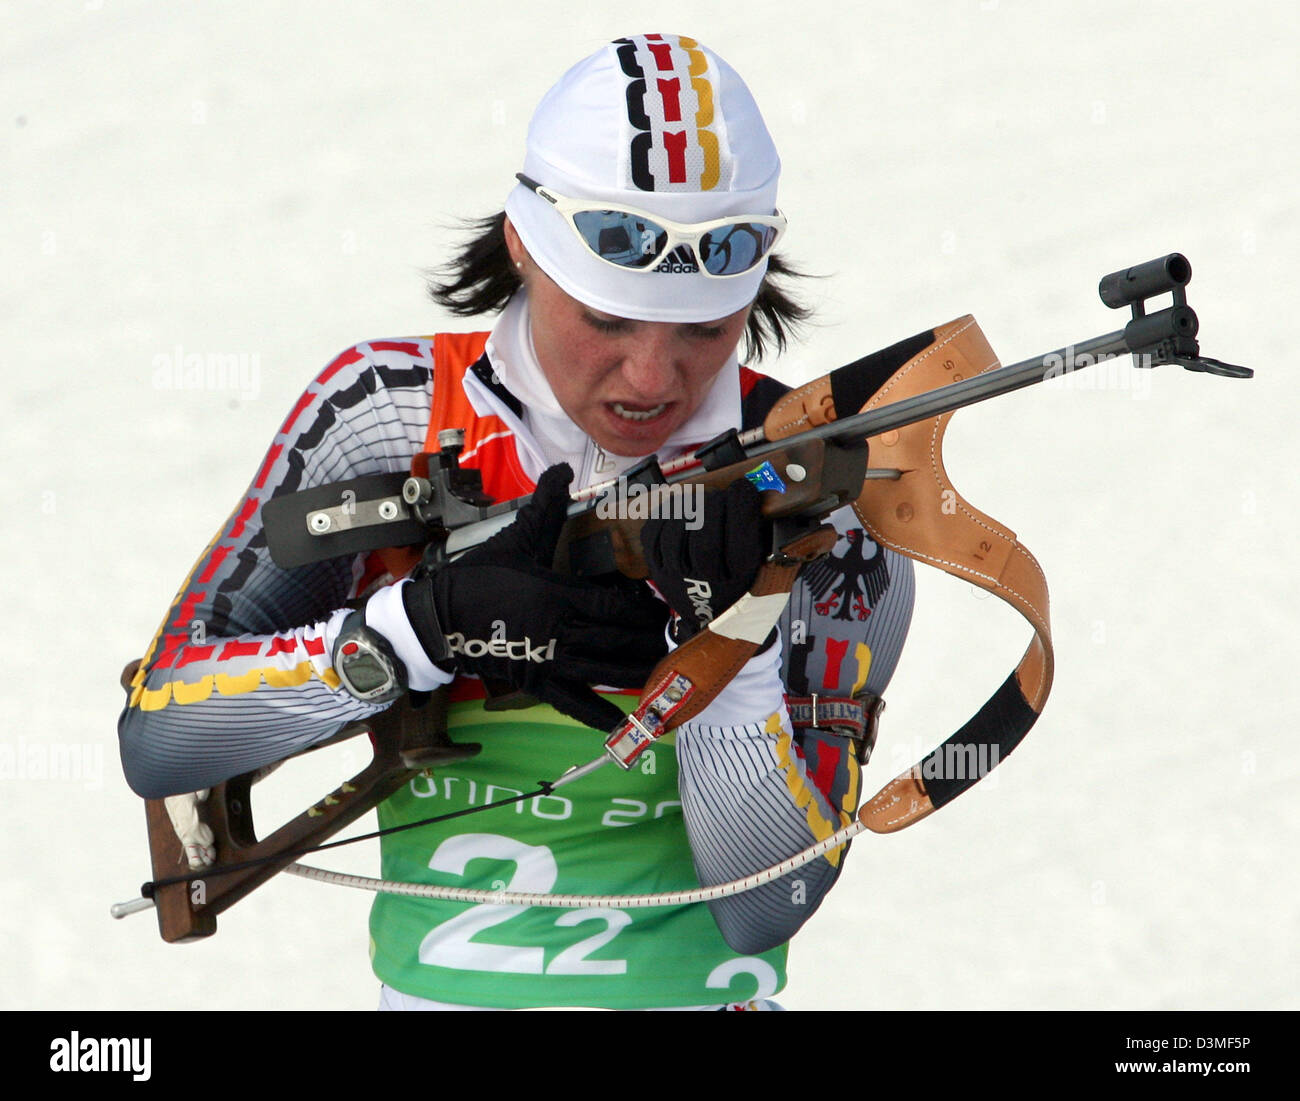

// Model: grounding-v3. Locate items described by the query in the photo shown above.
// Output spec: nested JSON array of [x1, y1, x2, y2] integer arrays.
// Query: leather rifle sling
[[604, 525, 839, 767], [763, 316, 1053, 833]]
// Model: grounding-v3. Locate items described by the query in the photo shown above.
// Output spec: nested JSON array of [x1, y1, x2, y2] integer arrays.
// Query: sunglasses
[[516, 173, 786, 278]]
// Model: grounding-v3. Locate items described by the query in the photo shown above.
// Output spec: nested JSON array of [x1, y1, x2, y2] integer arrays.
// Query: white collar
[[472, 289, 743, 490]]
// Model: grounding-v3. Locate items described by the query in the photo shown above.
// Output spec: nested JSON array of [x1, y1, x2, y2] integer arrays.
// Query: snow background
[[2, 0, 1295, 1010]]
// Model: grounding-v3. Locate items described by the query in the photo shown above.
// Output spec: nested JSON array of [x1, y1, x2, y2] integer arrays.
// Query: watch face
[[344, 652, 390, 694], [335, 614, 405, 703]]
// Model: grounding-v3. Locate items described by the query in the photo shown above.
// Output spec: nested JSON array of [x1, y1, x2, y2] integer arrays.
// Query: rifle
[[114, 253, 1250, 941]]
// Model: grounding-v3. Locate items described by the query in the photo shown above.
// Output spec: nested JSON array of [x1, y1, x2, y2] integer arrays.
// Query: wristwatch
[[332, 611, 408, 703]]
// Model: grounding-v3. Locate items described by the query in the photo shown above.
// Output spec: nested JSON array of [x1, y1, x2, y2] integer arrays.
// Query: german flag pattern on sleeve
[[118, 338, 439, 799]]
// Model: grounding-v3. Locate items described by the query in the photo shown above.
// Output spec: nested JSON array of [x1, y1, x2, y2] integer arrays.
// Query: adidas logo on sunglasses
[[653, 245, 699, 275]]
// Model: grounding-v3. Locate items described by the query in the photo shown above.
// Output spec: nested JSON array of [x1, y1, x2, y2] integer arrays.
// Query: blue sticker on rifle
[[745, 461, 787, 494]]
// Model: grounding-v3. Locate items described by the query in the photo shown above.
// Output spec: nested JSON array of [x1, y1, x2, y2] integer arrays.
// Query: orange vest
[[423, 332, 537, 501]]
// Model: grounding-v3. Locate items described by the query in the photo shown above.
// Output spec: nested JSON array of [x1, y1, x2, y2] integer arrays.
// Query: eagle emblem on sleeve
[[803, 530, 890, 621]]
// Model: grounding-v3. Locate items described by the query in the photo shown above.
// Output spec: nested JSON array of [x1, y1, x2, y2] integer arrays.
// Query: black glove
[[641, 477, 770, 642], [402, 463, 669, 731]]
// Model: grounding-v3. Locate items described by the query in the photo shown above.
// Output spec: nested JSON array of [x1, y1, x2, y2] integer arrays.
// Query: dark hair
[[426, 212, 813, 362]]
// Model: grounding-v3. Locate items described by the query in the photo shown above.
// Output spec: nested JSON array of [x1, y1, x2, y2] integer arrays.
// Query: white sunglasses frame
[[515, 173, 786, 279]]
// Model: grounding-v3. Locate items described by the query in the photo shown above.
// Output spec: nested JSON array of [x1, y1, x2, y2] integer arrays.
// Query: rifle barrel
[[744, 329, 1132, 459]]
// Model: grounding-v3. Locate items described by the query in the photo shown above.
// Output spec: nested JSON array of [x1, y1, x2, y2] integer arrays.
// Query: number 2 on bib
[[416, 833, 630, 975]]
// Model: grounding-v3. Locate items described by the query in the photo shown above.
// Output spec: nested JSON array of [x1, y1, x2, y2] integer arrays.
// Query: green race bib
[[369, 699, 789, 1008]]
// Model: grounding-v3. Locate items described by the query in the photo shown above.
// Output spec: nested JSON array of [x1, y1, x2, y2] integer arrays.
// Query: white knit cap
[[505, 34, 781, 323]]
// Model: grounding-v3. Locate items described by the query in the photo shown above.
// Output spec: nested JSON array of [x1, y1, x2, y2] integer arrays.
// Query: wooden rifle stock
[[122, 660, 475, 942]]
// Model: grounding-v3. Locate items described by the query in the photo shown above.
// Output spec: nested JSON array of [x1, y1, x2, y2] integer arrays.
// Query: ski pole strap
[[763, 315, 1054, 833], [604, 524, 838, 768]]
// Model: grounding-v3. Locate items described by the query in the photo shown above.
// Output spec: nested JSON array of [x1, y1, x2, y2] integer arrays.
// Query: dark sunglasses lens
[[572, 211, 667, 269], [698, 224, 779, 275]]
